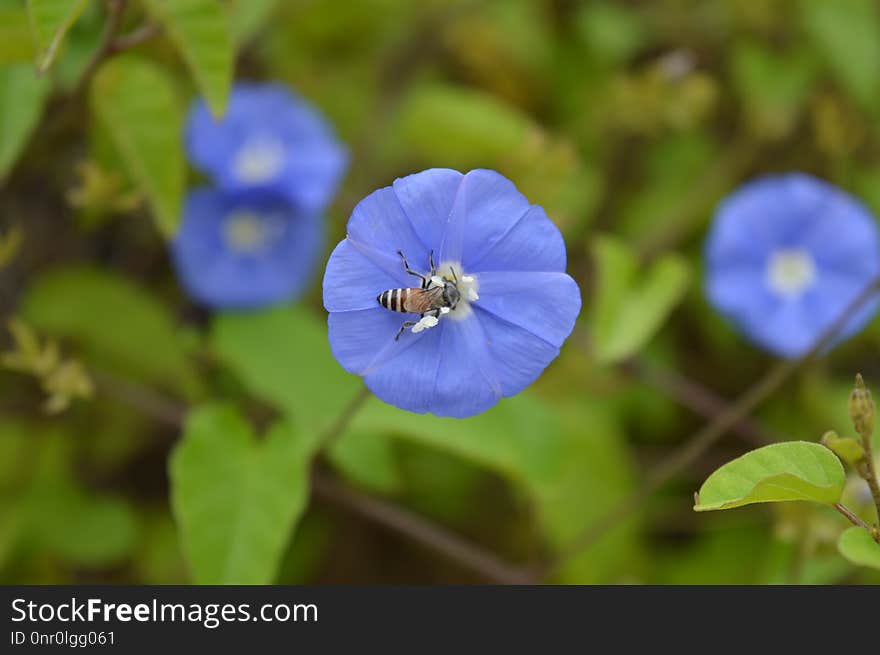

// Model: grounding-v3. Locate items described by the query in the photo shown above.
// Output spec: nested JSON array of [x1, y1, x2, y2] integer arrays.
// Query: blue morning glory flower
[[172, 187, 322, 309], [323, 168, 582, 418], [185, 82, 348, 214], [705, 173, 880, 358]]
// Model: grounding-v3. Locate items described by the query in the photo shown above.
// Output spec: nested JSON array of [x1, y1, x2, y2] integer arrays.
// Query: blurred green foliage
[[2, 0, 880, 585]]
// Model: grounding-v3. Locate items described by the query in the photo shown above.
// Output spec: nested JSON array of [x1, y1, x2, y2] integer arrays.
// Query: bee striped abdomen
[[377, 288, 410, 313]]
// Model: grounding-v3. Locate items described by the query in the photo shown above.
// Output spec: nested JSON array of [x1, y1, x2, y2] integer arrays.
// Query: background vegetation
[[2, 0, 880, 584]]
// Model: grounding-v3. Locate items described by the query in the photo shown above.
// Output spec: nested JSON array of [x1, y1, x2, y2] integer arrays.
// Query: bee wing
[[404, 286, 444, 313]]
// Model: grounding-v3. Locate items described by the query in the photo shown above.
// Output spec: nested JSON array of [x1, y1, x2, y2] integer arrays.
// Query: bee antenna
[[450, 267, 458, 283]]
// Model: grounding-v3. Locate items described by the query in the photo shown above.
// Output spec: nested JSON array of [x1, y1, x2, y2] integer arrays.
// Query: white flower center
[[406, 262, 479, 336], [222, 210, 285, 254], [437, 261, 478, 322], [766, 248, 817, 298], [233, 138, 286, 184]]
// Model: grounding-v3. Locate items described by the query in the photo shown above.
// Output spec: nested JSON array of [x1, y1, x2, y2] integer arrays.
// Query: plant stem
[[834, 503, 871, 530], [73, 0, 128, 96], [316, 385, 372, 450], [311, 470, 532, 584], [858, 437, 880, 524], [622, 356, 780, 446], [536, 275, 880, 582]]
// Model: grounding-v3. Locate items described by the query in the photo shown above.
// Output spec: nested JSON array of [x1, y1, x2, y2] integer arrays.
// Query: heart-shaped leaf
[[591, 235, 690, 363], [25, 0, 89, 73], [90, 56, 184, 237], [694, 441, 845, 512], [141, 0, 234, 117], [170, 404, 318, 584], [838, 527, 880, 570]]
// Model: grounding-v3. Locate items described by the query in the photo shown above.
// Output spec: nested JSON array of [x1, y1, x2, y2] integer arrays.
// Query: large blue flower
[[705, 173, 880, 358], [323, 168, 582, 418], [172, 187, 322, 309], [185, 82, 348, 214]]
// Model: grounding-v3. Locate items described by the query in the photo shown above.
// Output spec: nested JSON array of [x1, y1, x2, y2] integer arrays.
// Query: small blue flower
[[172, 187, 322, 309], [323, 168, 582, 418], [705, 173, 880, 358], [185, 82, 348, 214]]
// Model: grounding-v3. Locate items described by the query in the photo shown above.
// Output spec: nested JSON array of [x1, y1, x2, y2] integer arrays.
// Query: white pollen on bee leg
[[440, 307, 451, 315], [411, 315, 439, 333]]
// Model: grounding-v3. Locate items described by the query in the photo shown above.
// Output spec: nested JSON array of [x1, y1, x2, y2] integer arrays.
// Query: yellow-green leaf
[[0, 62, 50, 180], [141, 0, 234, 117], [837, 527, 880, 570], [0, 2, 35, 65], [25, 0, 89, 73], [694, 441, 846, 512], [90, 56, 184, 237]]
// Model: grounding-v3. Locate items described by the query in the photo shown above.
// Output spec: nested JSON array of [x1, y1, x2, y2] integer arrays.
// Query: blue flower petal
[[185, 82, 347, 214], [328, 308, 423, 375], [172, 187, 321, 309], [704, 172, 880, 358], [323, 240, 401, 313], [468, 205, 567, 273], [473, 307, 561, 397], [325, 168, 581, 417], [392, 168, 463, 252], [346, 187, 432, 282], [475, 271, 580, 346], [438, 169, 532, 265], [364, 316, 501, 418]]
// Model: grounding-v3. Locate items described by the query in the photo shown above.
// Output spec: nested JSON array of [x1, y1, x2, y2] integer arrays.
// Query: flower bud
[[849, 374, 875, 440]]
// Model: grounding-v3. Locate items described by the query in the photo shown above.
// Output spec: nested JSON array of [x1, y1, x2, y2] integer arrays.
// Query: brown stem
[[622, 356, 780, 446], [536, 275, 880, 581], [858, 438, 880, 523], [91, 368, 186, 428], [108, 23, 162, 53], [834, 502, 871, 531], [311, 471, 533, 584], [73, 0, 128, 96]]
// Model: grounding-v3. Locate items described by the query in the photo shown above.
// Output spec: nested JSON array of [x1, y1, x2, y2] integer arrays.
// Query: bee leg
[[429, 249, 436, 276], [395, 321, 417, 341], [449, 266, 458, 283], [396, 249, 428, 288]]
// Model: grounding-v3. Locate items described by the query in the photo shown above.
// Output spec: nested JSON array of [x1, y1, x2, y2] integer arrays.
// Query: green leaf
[[16, 427, 138, 567], [730, 41, 816, 139], [328, 430, 402, 494], [800, 0, 880, 111], [90, 56, 184, 236], [0, 2, 36, 65], [694, 441, 846, 512], [0, 63, 50, 180], [170, 405, 316, 584], [170, 404, 317, 584], [22, 267, 195, 391], [211, 306, 362, 435], [591, 235, 690, 363], [225, 0, 281, 45], [25, 0, 89, 73], [837, 527, 880, 570], [141, 0, 234, 117]]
